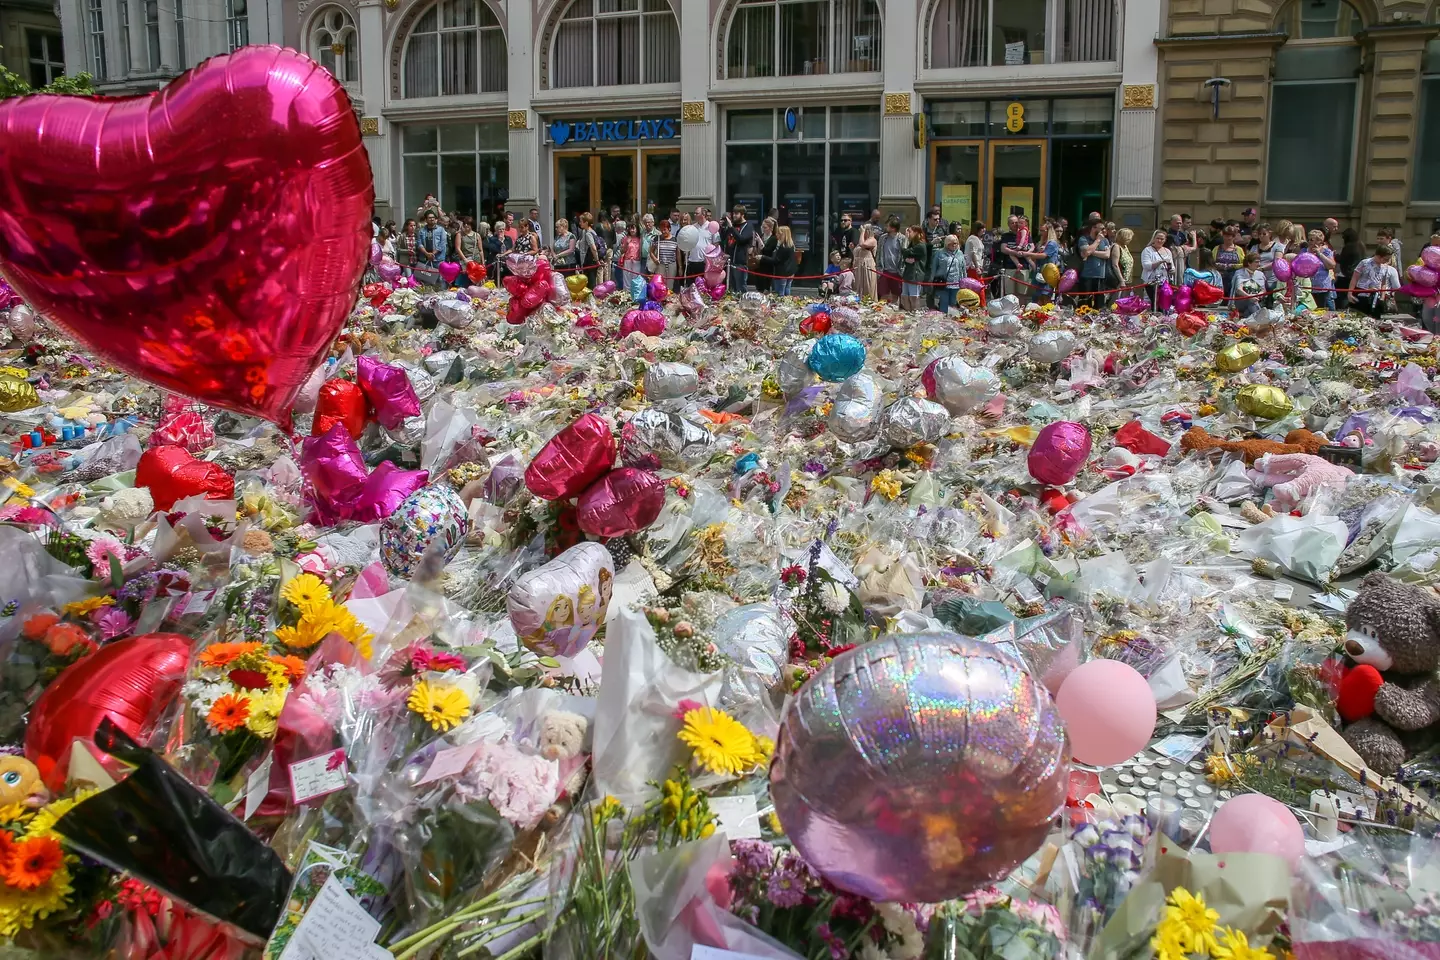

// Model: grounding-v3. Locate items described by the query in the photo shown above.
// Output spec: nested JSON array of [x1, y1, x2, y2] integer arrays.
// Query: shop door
[[930, 140, 985, 230], [642, 149, 681, 219], [988, 140, 1046, 231], [553, 152, 638, 223]]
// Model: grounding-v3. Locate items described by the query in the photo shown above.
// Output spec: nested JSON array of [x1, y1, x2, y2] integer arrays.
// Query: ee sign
[[548, 117, 679, 145]]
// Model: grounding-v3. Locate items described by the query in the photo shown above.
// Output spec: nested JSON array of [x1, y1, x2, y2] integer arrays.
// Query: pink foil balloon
[[648, 273, 669, 301], [1027, 420, 1093, 486], [1292, 251, 1321, 279], [299, 422, 428, 525], [620, 308, 667, 337], [0, 47, 372, 428], [1053, 659, 1156, 766], [369, 241, 383, 266], [356, 355, 421, 429], [958, 277, 984, 294], [1156, 281, 1174, 313], [525, 413, 616, 501], [438, 261, 461, 284], [575, 467, 665, 537], [1057, 268, 1078, 294], [1174, 285, 1192, 313], [1209, 793, 1305, 868], [378, 260, 403, 283], [679, 285, 705, 317], [1114, 295, 1147, 315], [1272, 256, 1292, 283], [1409, 264, 1439, 289], [770, 633, 1069, 903], [1424, 246, 1440, 271]]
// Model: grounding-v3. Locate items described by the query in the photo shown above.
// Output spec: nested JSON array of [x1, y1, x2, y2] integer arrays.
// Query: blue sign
[[548, 117, 678, 146], [784, 107, 798, 133]]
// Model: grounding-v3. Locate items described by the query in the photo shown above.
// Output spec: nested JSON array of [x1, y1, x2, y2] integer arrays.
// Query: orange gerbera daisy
[[197, 642, 264, 670], [269, 655, 307, 683], [206, 694, 251, 734], [5, 835, 63, 890], [0, 830, 15, 871]]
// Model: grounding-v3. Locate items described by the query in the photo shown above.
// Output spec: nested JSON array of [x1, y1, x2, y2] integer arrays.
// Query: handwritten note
[[709, 795, 762, 840], [417, 742, 484, 786], [244, 754, 274, 820], [289, 751, 348, 804], [278, 876, 380, 960]]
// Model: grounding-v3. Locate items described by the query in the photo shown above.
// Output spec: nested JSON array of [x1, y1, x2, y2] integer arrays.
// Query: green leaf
[[537, 656, 561, 668], [109, 554, 124, 588]]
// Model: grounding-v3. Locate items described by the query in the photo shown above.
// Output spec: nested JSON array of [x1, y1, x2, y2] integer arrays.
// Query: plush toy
[[1178, 426, 1326, 464], [0, 752, 47, 809], [538, 711, 588, 761], [1337, 572, 1440, 775]]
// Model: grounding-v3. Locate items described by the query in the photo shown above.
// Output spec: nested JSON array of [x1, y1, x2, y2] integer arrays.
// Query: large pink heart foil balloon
[[1028, 420, 1093, 486], [356, 355, 421, 429], [0, 47, 372, 428], [771, 633, 1069, 903], [299, 422, 428, 525], [575, 467, 665, 537], [524, 412, 616, 501], [438, 261, 461, 284]]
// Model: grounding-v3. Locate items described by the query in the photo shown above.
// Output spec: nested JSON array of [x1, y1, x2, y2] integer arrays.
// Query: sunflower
[[23, 791, 95, 841], [677, 707, 758, 776], [407, 680, 472, 732], [1212, 927, 1275, 960], [206, 694, 251, 734], [196, 641, 265, 670], [61, 596, 113, 618], [280, 573, 331, 613], [4, 836, 62, 890]]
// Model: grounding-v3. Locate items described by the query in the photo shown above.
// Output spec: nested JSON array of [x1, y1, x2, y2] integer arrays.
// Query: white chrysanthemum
[[819, 581, 850, 613]]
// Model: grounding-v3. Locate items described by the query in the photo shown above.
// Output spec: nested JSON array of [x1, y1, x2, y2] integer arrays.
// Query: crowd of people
[[376, 194, 1429, 324]]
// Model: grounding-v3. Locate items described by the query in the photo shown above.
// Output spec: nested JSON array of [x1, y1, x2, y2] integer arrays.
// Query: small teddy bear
[[1336, 572, 1440, 776], [537, 711, 588, 762]]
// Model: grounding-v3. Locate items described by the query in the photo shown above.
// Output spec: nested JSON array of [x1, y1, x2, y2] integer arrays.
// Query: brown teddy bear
[[1178, 426, 1326, 464], [1336, 573, 1440, 776]]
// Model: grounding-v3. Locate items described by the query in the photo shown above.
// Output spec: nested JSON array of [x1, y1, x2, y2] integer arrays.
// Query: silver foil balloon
[[741, 291, 767, 313], [623, 408, 715, 467], [926, 356, 999, 415], [777, 342, 816, 397], [423, 349, 460, 377], [643, 362, 700, 400], [384, 414, 427, 448], [433, 298, 475, 329], [549, 271, 571, 306], [828, 373, 882, 444], [7, 304, 35, 340], [880, 396, 950, 448], [398, 363, 438, 404], [987, 314, 1022, 338], [1029, 329, 1077, 364], [770, 633, 1069, 903], [1250, 307, 1284, 331], [987, 295, 1020, 318], [507, 541, 614, 657], [505, 252, 539, 278]]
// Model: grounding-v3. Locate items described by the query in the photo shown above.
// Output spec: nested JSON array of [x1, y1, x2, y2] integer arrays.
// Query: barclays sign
[[547, 117, 679, 146]]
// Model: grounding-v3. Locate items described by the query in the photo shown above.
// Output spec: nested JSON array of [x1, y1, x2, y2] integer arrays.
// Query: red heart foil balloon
[[136, 445, 235, 511], [467, 261, 488, 283], [0, 47, 373, 428], [313, 378, 369, 439], [576, 466, 665, 538], [525, 413, 616, 501], [25, 633, 192, 790]]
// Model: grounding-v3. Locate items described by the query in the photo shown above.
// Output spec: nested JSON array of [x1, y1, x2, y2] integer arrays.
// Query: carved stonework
[[883, 92, 910, 115], [1122, 84, 1155, 109], [508, 110, 529, 129], [359, 116, 381, 135], [681, 100, 706, 124]]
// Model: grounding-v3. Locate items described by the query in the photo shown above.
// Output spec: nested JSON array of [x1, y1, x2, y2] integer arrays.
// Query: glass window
[[725, 143, 773, 214], [830, 105, 880, 139], [777, 142, 827, 275], [1278, 0, 1360, 39], [1417, 77, 1440, 201], [144, 0, 160, 69], [989, 99, 1046, 136], [1050, 97, 1113, 135], [118, 0, 130, 74], [725, 0, 881, 78], [549, 0, 679, 88], [26, 31, 64, 87], [779, 106, 826, 139], [478, 120, 507, 150], [402, 122, 509, 222], [930, 0, 1095, 67], [226, 0, 248, 51], [829, 139, 880, 230], [312, 8, 359, 83], [175, 0, 185, 66], [928, 101, 986, 138], [85, 0, 105, 78], [440, 123, 475, 150], [993, 0, 1045, 64], [728, 109, 773, 141], [1058, 0, 1114, 63], [403, 0, 506, 97], [1267, 82, 1355, 201]]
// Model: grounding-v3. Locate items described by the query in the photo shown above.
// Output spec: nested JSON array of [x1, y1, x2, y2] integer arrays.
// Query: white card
[[710, 795, 762, 840], [278, 876, 379, 960], [416, 742, 483, 786], [692, 947, 772, 960], [289, 751, 348, 804], [244, 754, 273, 820]]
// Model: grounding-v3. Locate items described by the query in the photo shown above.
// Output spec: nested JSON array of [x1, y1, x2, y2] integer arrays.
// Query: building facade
[[1158, 0, 1440, 258], [1, 0, 65, 88], [58, 0, 1161, 270]]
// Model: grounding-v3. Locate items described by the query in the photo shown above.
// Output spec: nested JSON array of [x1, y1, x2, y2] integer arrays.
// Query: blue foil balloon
[[734, 451, 761, 475], [629, 273, 648, 304], [643, 299, 661, 312], [807, 334, 866, 382]]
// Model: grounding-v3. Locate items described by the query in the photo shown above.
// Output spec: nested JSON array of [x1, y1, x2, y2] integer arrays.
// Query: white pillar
[[677, 0, 714, 210], [158, 3, 178, 71], [358, 0, 390, 209], [127, 0, 147, 74], [878, 0, 919, 220], [505, 0, 537, 212], [1114, 0, 1159, 210], [60, 0, 86, 76]]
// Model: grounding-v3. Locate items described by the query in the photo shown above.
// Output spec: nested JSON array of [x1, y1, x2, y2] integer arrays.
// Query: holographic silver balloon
[[987, 314, 1023, 338], [828, 373, 882, 444], [829, 305, 862, 334], [777, 342, 816, 397], [880, 397, 950, 449], [925, 356, 1000, 416], [770, 633, 1069, 903], [384, 414, 427, 448], [643, 362, 700, 400], [1029, 329, 1077, 364], [433, 298, 475, 329], [622, 408, 715, 467], [398, 362, 438, 404], [987, 295, 1020, 318]]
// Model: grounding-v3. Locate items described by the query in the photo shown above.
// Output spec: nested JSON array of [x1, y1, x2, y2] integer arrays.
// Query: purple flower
[[91, 605, 135, 640], [730, 839, 775, 877], [815, 923, 847, 960], [802, 460, 828, 477], [765, 863, 807, 908]]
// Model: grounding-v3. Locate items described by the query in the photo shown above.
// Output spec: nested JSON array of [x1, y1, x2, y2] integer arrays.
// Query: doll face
[[0, 755, 46, 808]]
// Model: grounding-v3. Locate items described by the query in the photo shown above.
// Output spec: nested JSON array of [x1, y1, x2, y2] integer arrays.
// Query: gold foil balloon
[[1237, 384, 1293, 420], [565, 274, 590, 299], [1216, 342, 1262, 373], [0, 375, 38, 412], [1041, 263, 1061, 289], [770, 633, 1069, 903]]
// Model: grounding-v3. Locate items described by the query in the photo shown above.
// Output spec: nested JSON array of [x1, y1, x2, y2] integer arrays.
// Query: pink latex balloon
[[370, 241, 383, 266], [26, 633, 192, 790], [705, 220, 720, 236], [1053, 659, 1156, 766], [1027, 420, 1093, 486], [356, 355, 421, 429], [1114, 295, 1147, 315], [1424, 246, 1440, 272], [576, 467, 665, 537], [1057, 268, 1078, 294], [1273, 256, 1292, 283], [299, 422, 428, 525], [1409, 264, 1439, 289], [438, 261, 461, 284], [1292, 251, 1321, 279], [1156, 281, 1174, 313], [958, 277, 984, 294], [524, 412, 616, 501], [648, 273, 669, 301], [1174, 285, 1192, 313], [378, 260, 403, 283], [1209, 793, 1305, 868], [0, 46, 372, 428], [620, 308, 667, 337]]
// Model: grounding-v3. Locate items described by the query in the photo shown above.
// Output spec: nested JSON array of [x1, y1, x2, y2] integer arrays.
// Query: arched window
[[927, 0, 1113, 69], [1267, 0, 1361, 203], [311, 7, 358, 82], [725, 0, 881, 79], [550, 0, 679, 89], [402, 0, 506, 98]]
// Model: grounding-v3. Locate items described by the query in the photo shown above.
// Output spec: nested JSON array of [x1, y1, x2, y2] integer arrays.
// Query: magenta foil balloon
[[378, 260, 402, 283], [299, 422, 428, 525], [1174, 285, 1192, 313], [438, 261, 461, 284], [1057, 268, 1078, 294], [770, 633, 1069, 903], [1292, 251, 1321, 279], [0, 46, 373, 428], [1114, 295, 1147, 315], [1156, 281, 1174, 313], [575, 467, 665, 537], [1272, 256, 1292, 283], [524, 413, 616, 501], [648, 273, 669, 301], [356, 355, 421, 429], [620, 309, 667, 338], [1028, 420, 1093, 486]]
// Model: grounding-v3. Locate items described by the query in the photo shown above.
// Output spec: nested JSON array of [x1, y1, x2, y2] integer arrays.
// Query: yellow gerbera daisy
[[280, 573, 331, 613], [407, 680, 472, 732], [23, 790, 97, 841], [273, 617, 331, 650], [677, 707, 757, 776], [61, 596, 114, 617], [1212, 927, 1275, 960]]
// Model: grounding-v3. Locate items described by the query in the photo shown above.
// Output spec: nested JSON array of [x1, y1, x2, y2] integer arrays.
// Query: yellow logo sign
[[1005, 102, 1025, 133]]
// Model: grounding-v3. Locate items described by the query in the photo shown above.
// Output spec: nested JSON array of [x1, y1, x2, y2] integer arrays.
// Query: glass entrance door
[[553, 152, 638, 224], [988, 140, 1046, 230], [642, 150, 681, 219], [930, 140, 984, 230]]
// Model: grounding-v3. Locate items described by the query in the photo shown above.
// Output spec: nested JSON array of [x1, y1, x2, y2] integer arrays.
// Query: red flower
[[227, 669, 271, 690]]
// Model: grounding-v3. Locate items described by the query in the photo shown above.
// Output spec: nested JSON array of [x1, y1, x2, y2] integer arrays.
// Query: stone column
[[158, 0, 178, 71], [357, 0, 390, 211], [677, 0, 714, 211], [123, 0, 145, 75], [877, 0, 918, 223], [504, 0, 538, 216], [1111, 0, 1161, 229]]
